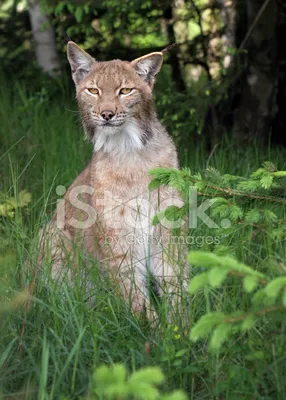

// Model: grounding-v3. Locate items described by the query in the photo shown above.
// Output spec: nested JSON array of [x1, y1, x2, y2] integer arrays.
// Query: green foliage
[[155, 85, 210, 147], [188, 251, 286, 351], [0, 0, 234, 143], [0, 1, 33, 73], [149, 162, 286, 251], [0, 190, 31, 218], [149, 161, 285, 359], [87, 364, 187, 400], [0, 190, 32, 254]]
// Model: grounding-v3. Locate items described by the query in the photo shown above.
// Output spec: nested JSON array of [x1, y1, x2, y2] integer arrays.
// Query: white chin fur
[[93, 121, 144, 154]]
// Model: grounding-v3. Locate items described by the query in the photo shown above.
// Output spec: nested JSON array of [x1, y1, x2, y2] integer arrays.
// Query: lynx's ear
[[67, 41, 96, 84], [131, 52, 163, 86]]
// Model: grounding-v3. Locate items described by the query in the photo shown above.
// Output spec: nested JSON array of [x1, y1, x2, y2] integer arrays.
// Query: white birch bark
[[27, 0, 61, 75]]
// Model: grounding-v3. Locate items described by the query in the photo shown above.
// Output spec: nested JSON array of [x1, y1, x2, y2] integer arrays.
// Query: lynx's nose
[[101, 110, 115, 121]]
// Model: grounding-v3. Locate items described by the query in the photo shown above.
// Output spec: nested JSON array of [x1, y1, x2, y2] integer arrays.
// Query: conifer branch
[[192, 180, 286, 204], [223, 304, 286, 324]]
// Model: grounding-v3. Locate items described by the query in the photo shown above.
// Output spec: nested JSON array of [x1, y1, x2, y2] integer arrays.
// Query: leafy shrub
[[149, 161, 286, 253], [84, 364, 187, 400], [188, 251, 286, 351], [150, 161, 286, 357], [0, 190, 31, 219], [0, 190, 32, 253]]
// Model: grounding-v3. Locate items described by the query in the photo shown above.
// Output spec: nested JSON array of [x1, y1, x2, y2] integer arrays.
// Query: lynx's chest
[[91, 155, 155, 233]]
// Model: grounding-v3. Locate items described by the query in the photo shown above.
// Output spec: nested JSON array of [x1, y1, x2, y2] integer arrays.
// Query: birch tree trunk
[[218, 0, 235, 69], [27, 0, 61, 76]]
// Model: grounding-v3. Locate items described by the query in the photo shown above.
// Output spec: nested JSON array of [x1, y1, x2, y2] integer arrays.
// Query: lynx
[[38, 41, 186, 319]]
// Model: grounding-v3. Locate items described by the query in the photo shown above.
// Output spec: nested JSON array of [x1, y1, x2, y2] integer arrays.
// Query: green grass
[[0, 73, 286, 399]]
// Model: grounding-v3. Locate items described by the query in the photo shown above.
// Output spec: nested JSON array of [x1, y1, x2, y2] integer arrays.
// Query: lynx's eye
[[88, 88, 99, 95], [119, 88, 133, 95]]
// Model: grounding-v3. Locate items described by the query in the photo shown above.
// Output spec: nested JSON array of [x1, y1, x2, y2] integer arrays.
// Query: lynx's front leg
[[151, 250, 187, 317], [151, 219, 188, 320], [102, 236, 154, 319], [37, 221, 75, 281]]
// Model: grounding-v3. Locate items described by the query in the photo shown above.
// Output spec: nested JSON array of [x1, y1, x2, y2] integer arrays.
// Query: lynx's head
[[67, 42, 164, 154]]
